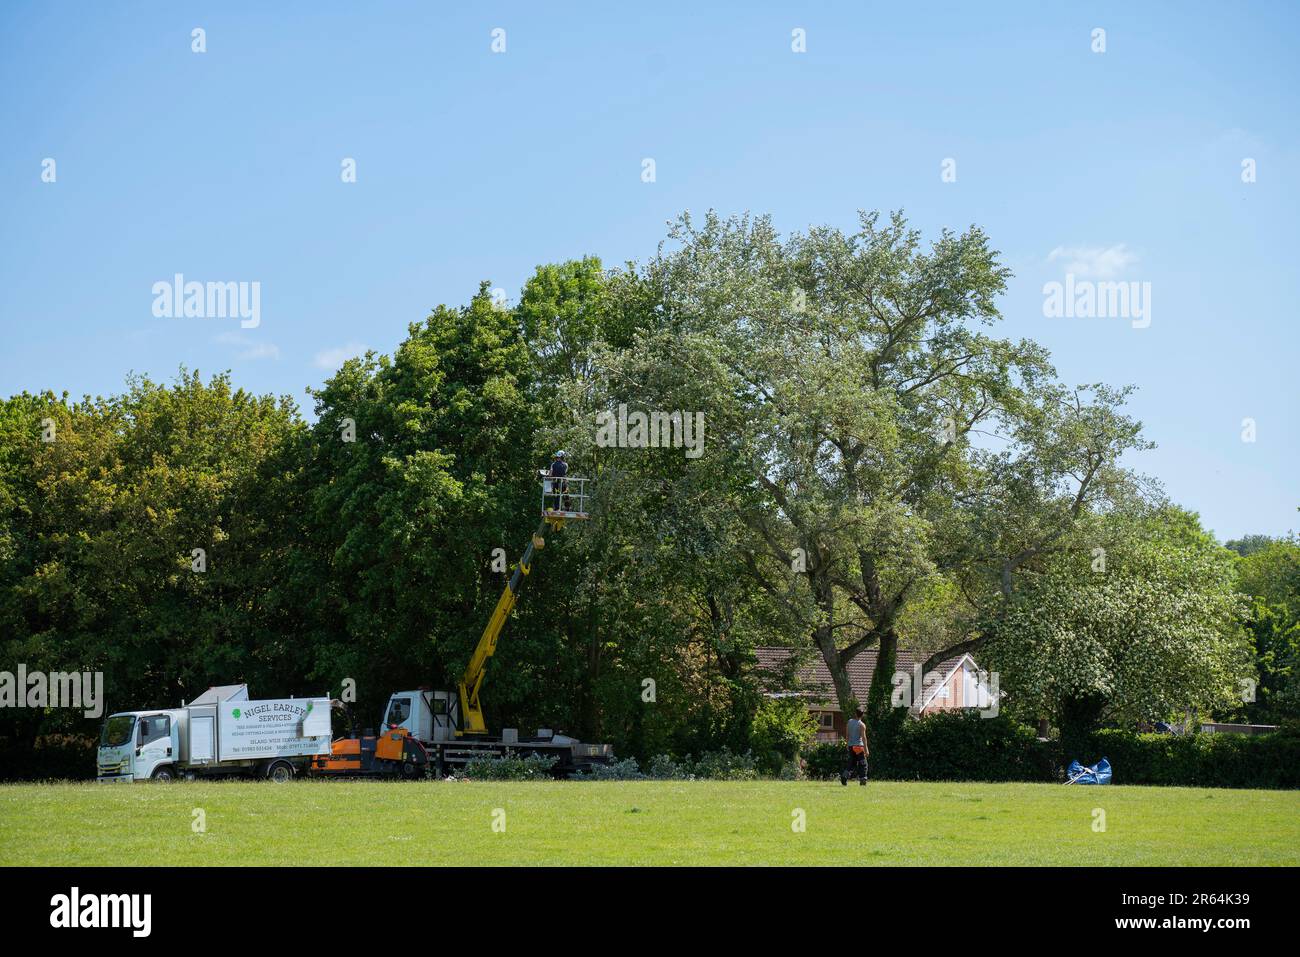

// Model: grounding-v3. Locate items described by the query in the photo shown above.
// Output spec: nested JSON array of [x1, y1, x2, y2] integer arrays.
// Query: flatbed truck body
[[314, 688, 612, 778]]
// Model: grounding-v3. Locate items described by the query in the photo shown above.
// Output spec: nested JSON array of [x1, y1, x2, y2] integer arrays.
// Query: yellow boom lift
[[312, 473, 609, 778]]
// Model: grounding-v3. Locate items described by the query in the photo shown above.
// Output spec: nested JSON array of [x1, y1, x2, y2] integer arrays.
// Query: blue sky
[[1, 1, 1296, 540]]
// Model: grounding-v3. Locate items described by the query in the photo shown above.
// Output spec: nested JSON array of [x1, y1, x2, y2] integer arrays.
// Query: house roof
[[754, 646, 973, 710]]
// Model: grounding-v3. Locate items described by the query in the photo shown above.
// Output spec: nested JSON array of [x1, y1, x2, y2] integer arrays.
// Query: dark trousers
[[548, 475, 569, 512], [549, 476, 569, 510], [842, 747, 868, 782]]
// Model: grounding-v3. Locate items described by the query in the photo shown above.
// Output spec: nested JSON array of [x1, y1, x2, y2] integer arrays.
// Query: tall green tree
[[288, 283, 543, 727], [1233, 536, 1300, 721], [598, 210, 1155, 732], [514, 257, 774, 755], [0, 372, 303, 745]]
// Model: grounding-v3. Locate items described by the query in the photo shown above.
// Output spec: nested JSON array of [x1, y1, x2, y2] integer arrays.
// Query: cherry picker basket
[[539, 473, 591, 521]]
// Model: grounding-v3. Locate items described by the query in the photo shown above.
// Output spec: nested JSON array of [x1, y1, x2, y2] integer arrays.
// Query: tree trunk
[[866, 628, 898, 729], [582, 606, 601, 739], [814, 624, 857, 716], [810, 578, 857, 715]]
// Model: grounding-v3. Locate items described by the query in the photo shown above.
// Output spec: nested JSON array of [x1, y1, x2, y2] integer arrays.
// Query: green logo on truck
[[231, 708, 241, 718]]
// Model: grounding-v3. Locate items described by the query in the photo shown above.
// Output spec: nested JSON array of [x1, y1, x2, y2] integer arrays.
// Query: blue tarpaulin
[[1065, 757, 1112, 785]]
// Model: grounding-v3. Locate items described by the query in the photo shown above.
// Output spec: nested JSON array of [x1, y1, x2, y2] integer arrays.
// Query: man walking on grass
[[840, 708, 869, 786]]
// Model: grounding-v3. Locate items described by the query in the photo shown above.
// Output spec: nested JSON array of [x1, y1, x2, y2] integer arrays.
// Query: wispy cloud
[[213, 332, 280, 361], [1047, 244, 1138, 279], [314, 342, 369, 370]]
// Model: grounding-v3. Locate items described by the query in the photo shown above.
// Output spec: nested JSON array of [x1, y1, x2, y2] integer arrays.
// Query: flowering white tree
[[983, 510, 1253, 745]]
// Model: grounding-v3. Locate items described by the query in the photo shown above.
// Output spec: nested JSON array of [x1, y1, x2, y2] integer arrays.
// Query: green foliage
[[1086, 728, 1300, 789], [803, 712, 1058, 783], [641, 749, 760, 780], [465, 749, 764, 781], [517, 256, 621, 385], [0, 734, 97, 781], [594, 209, 1163, 745], [883, 712, 1060, 782], [749, 697, 817, 775], [1232, 538, 1300, 722], [0, 212, 1270, 790], [686, 748, 759, 780], [577, 757, 645, 780], [1225, 534, 1276, 558], [515, 253, 774, 758], [801, 741, 847, 781], [0, 372, 306, 750], [292, 284, 541, 723], [646, 753, 691, 780], [459, 751, 559, 780], [800, 714, 1300, 789], [984, 507, 1254, 736]]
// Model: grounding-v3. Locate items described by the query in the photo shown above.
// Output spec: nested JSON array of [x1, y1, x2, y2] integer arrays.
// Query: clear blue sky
[[2, 2, 1296, 540]]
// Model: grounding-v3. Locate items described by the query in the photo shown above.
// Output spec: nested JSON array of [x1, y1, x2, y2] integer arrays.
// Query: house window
[[815, 712, 836, 730], [934, 685, 950, 700]]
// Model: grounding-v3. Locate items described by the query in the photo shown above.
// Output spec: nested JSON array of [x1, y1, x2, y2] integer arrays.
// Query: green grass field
[[1, 779, 1296, 866]]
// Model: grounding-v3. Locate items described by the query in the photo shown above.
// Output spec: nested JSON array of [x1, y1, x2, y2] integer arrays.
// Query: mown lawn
[[1, 779, 1295, 866]]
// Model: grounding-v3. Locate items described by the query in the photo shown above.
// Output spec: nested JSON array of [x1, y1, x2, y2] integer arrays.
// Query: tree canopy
[[0, 211, 1281, 764]]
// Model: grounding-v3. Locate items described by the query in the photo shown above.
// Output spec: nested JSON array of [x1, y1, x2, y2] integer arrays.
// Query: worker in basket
[[547, 449, 569, 512], [840, 707, 869, 786]]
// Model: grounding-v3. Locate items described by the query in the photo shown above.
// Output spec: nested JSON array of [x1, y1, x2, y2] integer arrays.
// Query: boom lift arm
[[311, 475, 595, 776], [456, 474, 591, 737], [457, 519, 551, 735]]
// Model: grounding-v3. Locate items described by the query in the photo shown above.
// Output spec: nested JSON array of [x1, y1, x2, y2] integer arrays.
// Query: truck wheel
[[151, 766, 175, 782], [265, 760, 295, 783]]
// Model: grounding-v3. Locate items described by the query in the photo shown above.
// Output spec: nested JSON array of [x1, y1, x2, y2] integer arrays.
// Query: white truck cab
[[382, 689, 460, 743], [97, 710, 182, 782]]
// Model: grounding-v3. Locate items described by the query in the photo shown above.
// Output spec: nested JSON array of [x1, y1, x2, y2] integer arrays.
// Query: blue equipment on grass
[[1065, 757, 1112, 785]]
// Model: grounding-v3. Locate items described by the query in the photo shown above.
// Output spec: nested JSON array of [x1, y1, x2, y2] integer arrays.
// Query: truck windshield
[[100, 714, 134, 748], [386, 697, 411, 726]]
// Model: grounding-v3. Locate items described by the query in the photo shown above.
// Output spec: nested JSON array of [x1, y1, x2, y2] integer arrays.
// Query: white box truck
[[96, 684, 332, 783]]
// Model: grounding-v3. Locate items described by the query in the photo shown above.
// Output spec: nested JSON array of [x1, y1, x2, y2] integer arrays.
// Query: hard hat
[[555, 450, 567, 458]]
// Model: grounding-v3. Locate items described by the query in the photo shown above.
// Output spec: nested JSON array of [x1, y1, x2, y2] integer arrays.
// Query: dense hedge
[[800, 712, 1300, 789], [803, 712, 1058, 783], [7, 719, 1298, 789], [0, 735, 97, 781], [883, 712, 1060, 782], [802, 741, 849, 780], [1084, 727, 1300, 789]]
